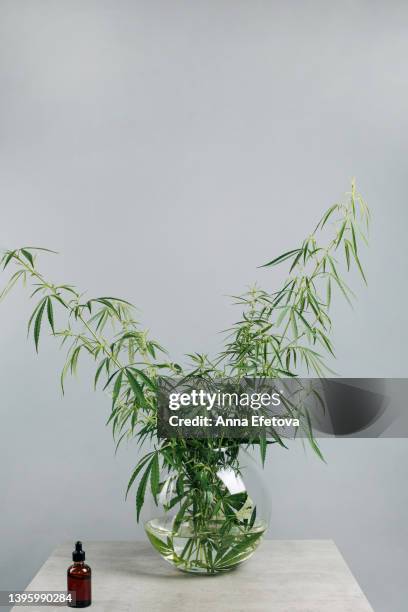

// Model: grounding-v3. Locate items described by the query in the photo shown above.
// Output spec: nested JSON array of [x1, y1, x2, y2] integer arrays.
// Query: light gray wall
[[1, 2, 407, 611]]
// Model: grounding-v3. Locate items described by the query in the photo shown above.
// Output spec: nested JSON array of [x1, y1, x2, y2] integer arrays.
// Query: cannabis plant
[[0, 181, 369, 573]]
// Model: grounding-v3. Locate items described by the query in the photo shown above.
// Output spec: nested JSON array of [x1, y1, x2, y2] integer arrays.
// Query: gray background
[[0, 1, 407, 611]]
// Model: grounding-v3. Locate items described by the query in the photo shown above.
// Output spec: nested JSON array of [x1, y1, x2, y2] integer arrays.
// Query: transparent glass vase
[[143, 452, 270, 574]]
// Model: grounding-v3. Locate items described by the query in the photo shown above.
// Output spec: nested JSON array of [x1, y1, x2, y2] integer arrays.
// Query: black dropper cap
[[72, 541, 85, 562]]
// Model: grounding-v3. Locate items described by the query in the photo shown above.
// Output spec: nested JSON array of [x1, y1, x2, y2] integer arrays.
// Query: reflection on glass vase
[[143, 453, 270, 574]]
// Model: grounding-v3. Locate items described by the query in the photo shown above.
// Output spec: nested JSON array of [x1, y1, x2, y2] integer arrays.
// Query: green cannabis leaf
[[0, 180, 370, 573]]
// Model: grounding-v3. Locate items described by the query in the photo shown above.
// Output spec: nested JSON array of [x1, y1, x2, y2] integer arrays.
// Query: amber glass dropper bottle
[[67, 541, 92, 608]]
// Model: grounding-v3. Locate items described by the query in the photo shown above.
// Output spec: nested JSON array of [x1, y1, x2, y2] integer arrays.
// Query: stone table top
[[13, 540, 374, 612]]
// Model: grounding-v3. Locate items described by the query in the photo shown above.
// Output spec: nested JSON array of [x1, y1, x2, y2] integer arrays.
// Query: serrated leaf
[[27, 298, 45, 335], [173, 495, 191, 533], [136, 459, 153, 521], [176, 475, 184, 497], [2, 250, 16, 269], [260, 249, 301, 268], [319, 204, 338, 229], [21, 248, 34, 268], [304, 410, 325, 462], [276, 305, 290, 327], [126, 369, 146, 405], [290, 309, 298, 338], [33, 299, 47, 352], [350, 243, 367, 284], [146, 531, 173, 558], [126, 452, 154, 499], [128, 367, 157, 392], [46, 297, 55, 333], [150, 453, 160, 503], [259, 434, 267, 466], [22, 246, 58, 254], [317, 329, 335, 356], [289, 249, 304, 272], [350, 222, 358, 253], [94, 358, 108, 389], [0, 269, 24, 301], [336, 219, 348, 248], [249, 505, 257, 529], [326, 277, 331, 307], [112, 370, 123, 408], [215, 532, 263, 568], [344, 241, 350, 270]]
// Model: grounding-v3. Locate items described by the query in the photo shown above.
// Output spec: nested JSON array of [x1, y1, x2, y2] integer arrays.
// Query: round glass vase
[[143, 455, 270, 575]]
